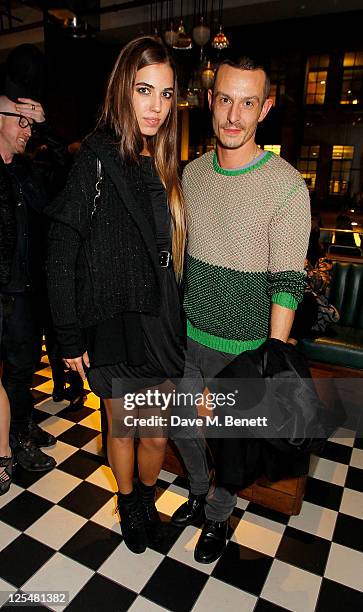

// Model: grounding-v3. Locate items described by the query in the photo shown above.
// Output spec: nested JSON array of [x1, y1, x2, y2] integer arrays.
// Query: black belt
[[159, 250, 172, 267]]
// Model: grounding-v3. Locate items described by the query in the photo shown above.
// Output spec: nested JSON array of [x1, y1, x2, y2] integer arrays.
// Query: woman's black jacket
[[46, 130, 165, 361]]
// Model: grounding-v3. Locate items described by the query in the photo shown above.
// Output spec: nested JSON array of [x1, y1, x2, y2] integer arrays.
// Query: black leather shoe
[[28, 421, 57, 448], [171, 493, 206, 528], [64, 388, 86, 410], [10, 434, 56, 472], [194, 519, 228, 564], [117, 494, 147, 554], [52, 386, 65, 402]]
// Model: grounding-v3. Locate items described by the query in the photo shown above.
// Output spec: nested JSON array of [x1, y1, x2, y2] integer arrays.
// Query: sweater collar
[[213, 149, 273, 176]]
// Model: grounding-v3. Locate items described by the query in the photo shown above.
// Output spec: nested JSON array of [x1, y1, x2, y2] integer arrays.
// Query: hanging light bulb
[[152, 27, 163, 44], [164, 22, 178, 46], [172, 0, 192, 49], [172, 20, 192, 49], [212, 0, 229, 50], [164, 0, 178, 45], [192, 16, 210, 46], [212, 24, 229, 50], [201, 61, 215, 89]]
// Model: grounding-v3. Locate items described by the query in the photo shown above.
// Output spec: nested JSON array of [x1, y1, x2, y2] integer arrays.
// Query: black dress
[[87, 156, 184, 399]]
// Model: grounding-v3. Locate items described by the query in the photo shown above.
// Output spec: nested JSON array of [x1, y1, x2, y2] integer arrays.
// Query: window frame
[[340, 51, 363, 105], [305, 54, 330, 105], [329, 145, 354, 195], [297, 145, 320, 192]]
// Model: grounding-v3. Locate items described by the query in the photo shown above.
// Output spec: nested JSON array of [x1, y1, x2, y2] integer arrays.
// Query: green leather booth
[[301, 261, 363, 370]]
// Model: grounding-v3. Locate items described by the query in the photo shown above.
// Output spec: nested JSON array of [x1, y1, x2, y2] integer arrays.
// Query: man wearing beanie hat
[[0, 44, 58, 471]]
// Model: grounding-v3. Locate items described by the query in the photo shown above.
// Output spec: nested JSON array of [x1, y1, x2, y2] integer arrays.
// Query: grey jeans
[[173, 338, 238, 521]]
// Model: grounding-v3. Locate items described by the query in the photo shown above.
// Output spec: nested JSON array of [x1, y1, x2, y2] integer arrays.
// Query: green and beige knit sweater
[[183, 150, 311, 354]]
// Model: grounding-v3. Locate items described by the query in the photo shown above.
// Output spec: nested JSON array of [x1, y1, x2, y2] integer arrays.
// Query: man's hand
[[15, 97, 45, 124], [63, 352, 90, 381]]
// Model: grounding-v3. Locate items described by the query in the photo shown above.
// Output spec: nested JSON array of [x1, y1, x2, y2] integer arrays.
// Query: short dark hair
[[213, 57, 271, 101]]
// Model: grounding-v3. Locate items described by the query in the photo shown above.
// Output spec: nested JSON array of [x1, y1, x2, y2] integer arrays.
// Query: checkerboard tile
[[260, 559, 322, 612], [0, 359, 362, 611]]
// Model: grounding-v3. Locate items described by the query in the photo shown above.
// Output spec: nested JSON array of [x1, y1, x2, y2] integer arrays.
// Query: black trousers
[[1, 293, 38, 435]]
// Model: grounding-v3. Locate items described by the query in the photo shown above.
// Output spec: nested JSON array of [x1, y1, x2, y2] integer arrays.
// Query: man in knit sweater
[[171, 58, 311, 563]]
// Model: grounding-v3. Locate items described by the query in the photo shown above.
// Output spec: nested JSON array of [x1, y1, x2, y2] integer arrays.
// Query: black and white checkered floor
[[0, 351, 362, 611]]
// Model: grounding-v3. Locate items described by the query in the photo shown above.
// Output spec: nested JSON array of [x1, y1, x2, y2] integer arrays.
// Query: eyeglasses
[[0, 112, 34, 129]]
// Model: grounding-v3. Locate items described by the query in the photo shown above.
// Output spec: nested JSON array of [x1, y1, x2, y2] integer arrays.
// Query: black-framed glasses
[[0, 112, 33, 129]]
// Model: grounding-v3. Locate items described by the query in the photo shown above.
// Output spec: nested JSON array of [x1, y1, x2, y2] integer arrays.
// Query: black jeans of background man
[[1, 292, 39, 435]]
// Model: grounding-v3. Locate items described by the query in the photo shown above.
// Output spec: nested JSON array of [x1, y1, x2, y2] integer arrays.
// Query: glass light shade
[[164, 24, 178, 46], [212, 25, 229, 50], [192, 18, 210, 46], [152, 29, 163, 44], [172, 22, 193, 49], [201, 61, 215, 89]]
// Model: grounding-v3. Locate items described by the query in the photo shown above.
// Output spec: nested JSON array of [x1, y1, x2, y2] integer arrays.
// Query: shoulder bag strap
[[91, 158, 103, 219]]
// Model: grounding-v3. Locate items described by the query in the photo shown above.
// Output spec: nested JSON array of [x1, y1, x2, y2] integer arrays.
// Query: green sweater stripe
[[272, 291, 299, 310], [213, 150, 273, 176], [187, 320, 266, 354]]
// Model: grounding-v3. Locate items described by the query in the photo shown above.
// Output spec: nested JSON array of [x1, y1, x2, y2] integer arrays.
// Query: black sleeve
[[46, 146, 96, 358], [0, 171, 16, 286], [47, 221, 85, 358]]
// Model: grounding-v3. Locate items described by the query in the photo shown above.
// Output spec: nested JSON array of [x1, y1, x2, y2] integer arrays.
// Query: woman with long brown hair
[[47, 36, 186, 554]]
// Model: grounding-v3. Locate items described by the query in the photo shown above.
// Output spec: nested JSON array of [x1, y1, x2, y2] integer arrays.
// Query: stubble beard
[[216, 126, 249, 150], [218, 133, 246, 150], [215, 120, 258, 151]]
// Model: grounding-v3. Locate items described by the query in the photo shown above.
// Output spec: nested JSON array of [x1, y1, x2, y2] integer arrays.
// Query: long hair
[[98, 36, 186, 281]]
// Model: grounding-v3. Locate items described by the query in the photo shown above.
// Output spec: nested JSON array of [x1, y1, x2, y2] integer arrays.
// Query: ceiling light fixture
[[212, 0, 229, 50]]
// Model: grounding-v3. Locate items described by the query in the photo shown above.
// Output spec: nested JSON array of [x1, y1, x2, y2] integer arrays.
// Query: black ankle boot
[[0, 454, 13, 495], [117, 490, 147, 554], [138, 482, 163, 546], [171, 493, 206, 528]]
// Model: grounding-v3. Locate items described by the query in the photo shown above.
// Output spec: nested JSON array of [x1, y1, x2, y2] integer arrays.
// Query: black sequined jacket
[[46, 130, 164, 359], [0, 123, 67, 294], [0, 162, 16, 286]]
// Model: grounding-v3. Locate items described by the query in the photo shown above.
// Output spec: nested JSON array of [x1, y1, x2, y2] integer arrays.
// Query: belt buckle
[[159, 250, 171, 267]]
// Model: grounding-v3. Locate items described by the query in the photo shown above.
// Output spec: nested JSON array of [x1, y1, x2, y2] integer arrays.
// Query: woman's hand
[[63, 352, 90, 380]]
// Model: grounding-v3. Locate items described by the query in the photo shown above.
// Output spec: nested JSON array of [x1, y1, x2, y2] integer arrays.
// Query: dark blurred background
[[0, 1, 362, 225]]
